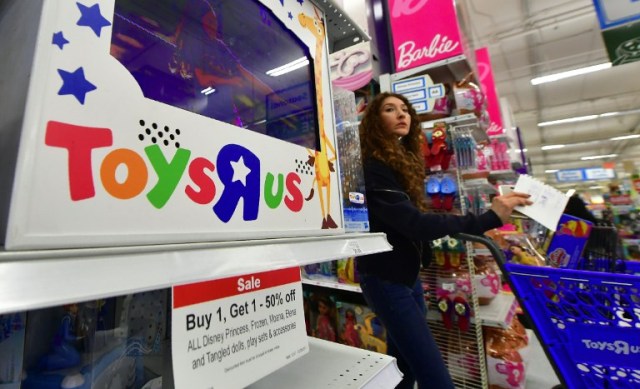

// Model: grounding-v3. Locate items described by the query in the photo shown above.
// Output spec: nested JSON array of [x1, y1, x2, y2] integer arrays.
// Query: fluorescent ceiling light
[[537, 108, 640, 127], [581, 154, 617, 161], [531, 62, 612, 85], [610, 134, 640, 141], [513, 148, 528, 153], [538, 115, 598, 127], [200, 87, 216, 95], [266, 57, 309, 77], [545, 169, 559, 173], [589, 186, 604, 190], [541, 144, 565, 150]]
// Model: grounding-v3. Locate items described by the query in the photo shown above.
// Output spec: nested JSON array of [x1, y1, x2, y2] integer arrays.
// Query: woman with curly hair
[[356, 92, 531, 388]]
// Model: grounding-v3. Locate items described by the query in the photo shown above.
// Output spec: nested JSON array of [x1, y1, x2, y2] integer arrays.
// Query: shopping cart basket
[[455, 232, 640, 389]]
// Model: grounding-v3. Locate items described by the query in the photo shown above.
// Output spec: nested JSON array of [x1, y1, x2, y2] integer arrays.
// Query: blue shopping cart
[[455, 232, 640, 389]]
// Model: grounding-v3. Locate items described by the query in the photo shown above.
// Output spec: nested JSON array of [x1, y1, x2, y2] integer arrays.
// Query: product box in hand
[[543, 214, 593, 268], [333, 87, 369, 232], [336, 301, 386, 354], [0, 313, 25, 389]]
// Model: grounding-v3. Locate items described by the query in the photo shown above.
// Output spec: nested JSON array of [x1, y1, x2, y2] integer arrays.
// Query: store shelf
[[0, 233, 390, 314], [248, 337, 403, 389], [421, 113, 477, 129], [387, 54, 473, 84], [489, 169, 517, 179], [319, 0, 371, 53], [477, 293, 518, 329], [301, 278, 362, 293], [462, 178, 497, 193]]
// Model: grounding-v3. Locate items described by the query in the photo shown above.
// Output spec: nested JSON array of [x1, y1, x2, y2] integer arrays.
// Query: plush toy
[[428, 123, 454, 171]]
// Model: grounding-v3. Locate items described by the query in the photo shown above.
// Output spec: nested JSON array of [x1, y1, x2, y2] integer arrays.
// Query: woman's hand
[[490, 192, 532, 224]]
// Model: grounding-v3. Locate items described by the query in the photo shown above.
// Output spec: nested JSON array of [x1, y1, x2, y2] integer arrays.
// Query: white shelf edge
[[421, 113, 477, 129], [0, 233, 390, 314], [248, 337, 402, 389], [301, 278, 362, 293], [389, 54, 470, 81]]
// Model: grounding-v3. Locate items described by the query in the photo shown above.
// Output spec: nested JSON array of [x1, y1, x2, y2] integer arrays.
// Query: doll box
[[0, 0, 344, 250]]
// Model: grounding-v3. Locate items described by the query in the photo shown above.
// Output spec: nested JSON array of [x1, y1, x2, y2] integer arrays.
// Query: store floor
[[526, 331, 561, 389]]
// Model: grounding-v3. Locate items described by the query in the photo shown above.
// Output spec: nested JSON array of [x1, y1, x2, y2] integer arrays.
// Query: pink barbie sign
[[476, 47, 504, 135], [388, 0, 463, 72]]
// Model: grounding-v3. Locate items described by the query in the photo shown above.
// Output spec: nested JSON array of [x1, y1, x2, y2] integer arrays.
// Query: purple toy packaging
[[543, 214, 593, 268]]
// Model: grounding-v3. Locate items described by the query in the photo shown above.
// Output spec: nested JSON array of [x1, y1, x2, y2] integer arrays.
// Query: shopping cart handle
[[452, 233, 506, 265]]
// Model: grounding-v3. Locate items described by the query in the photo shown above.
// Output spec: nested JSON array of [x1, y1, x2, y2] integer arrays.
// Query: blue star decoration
[[52, 31, 69, 50], [279, 0, 284, 5], [57, 67, 97, 104], [76, 2, 111, 37], [297, 0, 304, 5], [288, 12, 293, 20]]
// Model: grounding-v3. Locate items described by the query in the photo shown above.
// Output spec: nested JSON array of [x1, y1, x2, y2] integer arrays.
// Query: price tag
[[345, 240, 363, 255], [172, 267, 308, 389]]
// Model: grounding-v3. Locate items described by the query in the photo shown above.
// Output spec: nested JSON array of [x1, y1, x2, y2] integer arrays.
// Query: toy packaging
[[336, 301, 386, 354], [22, 290, 167, 389], [305, 290, 338, 343], [333, 87, 369, 232], [0, 313, 26, 389], [302, 261, 337, 282], [484, 318, 532, 389], [336, 257, 359, 285], [542, 214, 593, 269]]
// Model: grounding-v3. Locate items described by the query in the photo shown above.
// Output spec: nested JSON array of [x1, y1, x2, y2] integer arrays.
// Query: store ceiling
[[462, 0, 640, 190]]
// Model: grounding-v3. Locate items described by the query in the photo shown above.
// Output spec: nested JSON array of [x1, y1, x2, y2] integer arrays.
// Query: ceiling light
[[531, 62, 612, 85], [610, 134, 640, 141], [538, 108, 640, 127], [581, 154, 618, 161], [512, 148, 528, 153], [538, 115, 598, 127], [541, 144, 565, 150], [545, 169, 559, 173], [266, 57, 309, 77], [200, 87, 216, 95]]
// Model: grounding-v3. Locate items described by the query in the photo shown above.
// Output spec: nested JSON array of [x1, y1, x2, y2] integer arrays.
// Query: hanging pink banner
[[387, 0, 464, 72], [475, 47, 504, 135]]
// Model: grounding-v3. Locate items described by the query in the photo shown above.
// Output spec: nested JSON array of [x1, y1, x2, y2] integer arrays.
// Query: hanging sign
[[556, 167, 616, 182], [387, 0, 464, 72], [593, 0, 640, 65], [593, 0, 640, 29], [172, 267, 308, 389], [391, 74, 445, 114], [475, 47, 504, 135]]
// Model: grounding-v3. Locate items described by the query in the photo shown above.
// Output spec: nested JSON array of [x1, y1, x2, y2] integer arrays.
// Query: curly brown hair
[[359, 92, 428, 211]]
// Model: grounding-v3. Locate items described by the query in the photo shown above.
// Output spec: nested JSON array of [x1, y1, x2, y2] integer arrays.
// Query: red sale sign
[[172, 267, 307, 389]]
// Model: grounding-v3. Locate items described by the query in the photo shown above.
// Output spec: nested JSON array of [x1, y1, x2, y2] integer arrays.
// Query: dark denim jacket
[[356, 158, 502, 286]]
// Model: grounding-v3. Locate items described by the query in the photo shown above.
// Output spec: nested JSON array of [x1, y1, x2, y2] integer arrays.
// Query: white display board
[[172, 267, 308, 389], [3, 0, 343, 250]]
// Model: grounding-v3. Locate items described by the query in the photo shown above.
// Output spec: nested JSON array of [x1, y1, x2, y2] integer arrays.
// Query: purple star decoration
[[76, 2, 111, 37], [57, 67, 97, 104]]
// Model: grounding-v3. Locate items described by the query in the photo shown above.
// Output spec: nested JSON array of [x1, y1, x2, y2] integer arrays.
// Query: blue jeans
[[359, 274, 454, 389]]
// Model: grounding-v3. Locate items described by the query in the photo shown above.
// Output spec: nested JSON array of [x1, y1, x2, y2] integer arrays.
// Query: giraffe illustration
[[299, 9, 338, 229]]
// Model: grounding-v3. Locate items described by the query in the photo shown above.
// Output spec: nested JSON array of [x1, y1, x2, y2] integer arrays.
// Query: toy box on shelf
[[21, 290, 166, 389], [1, 0, 345, 251], [335, 301, 386, 354], [0, 312, 26, 389]]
